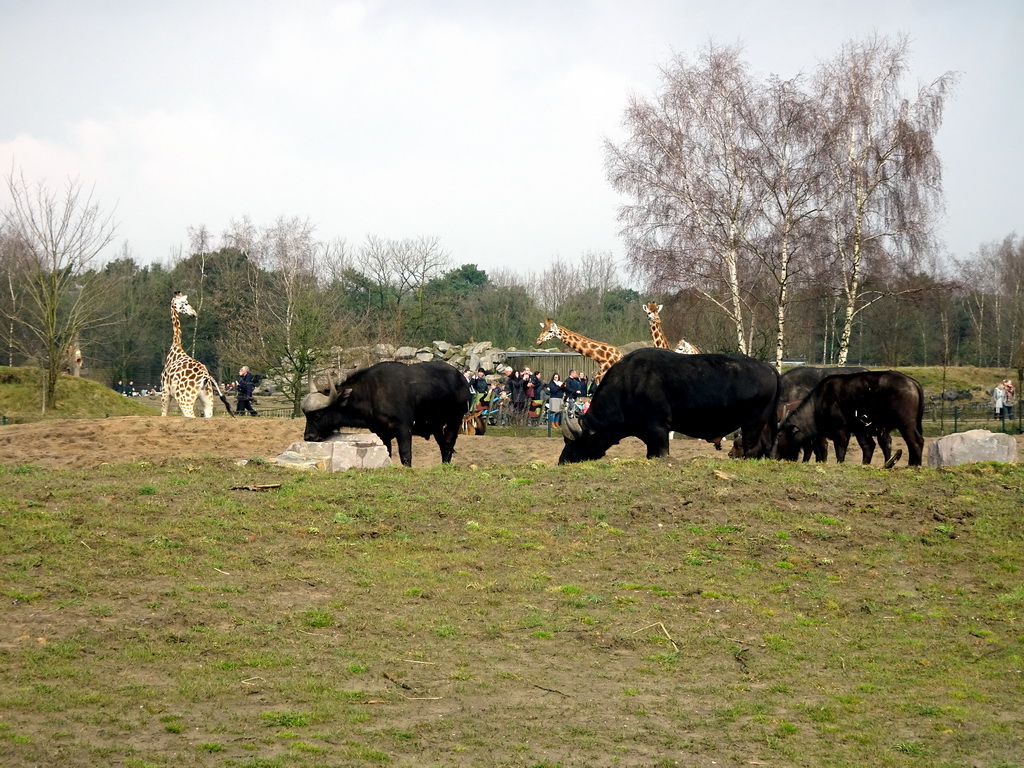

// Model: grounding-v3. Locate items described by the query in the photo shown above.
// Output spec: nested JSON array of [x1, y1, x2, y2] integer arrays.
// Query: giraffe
[[642, 302, 670, 349], [641, 301, 701, 354], [535, 319, 622, 372], [160, 292, 232, 418]]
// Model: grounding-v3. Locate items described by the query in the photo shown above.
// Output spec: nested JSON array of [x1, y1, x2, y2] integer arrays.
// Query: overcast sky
[[1, 0, 1020, 277]]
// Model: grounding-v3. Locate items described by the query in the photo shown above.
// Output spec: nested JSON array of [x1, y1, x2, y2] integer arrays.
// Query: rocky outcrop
[[330, 340, 512, 375]]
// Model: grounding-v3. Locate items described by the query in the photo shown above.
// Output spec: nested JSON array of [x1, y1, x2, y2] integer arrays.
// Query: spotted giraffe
[[160, 292, 232, 418], [535, 319, 622, 372], [642, 302, 671, 350], [641, 301, 701, 354]]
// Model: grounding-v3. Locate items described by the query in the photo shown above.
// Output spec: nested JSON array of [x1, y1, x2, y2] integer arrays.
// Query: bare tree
[[353, 235, 450, 341], [219, 216, 331, 413], [743, 75, 829, 366], [1, 171, 117, 409], [815, 33, 958, 364], [607, 43, 765, 353]]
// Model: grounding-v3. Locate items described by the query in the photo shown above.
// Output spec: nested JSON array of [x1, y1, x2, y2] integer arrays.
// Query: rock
[[271, 433, 392, 472], [927, 429, 1017, 468], [373, 343, 396, 359], [481, 351, 505, 371], [394, 346, 419, 360]]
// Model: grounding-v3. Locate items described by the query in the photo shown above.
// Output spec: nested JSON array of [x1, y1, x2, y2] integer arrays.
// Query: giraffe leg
[[198, 387, 214, 418], [178, 389, 196, 418]]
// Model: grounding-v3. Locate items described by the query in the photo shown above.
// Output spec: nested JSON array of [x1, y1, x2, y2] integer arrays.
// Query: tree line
[[1, 33, 1021, 411]]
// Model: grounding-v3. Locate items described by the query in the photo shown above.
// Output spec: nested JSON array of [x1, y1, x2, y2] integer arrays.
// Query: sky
[[1, 0, 1021, 277]]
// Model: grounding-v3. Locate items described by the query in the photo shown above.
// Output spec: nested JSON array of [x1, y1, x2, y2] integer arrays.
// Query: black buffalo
[[781, 366, 867, 402], [776, 370, 924, 466], [779, 366, 870, 462], [301, 361, 469, 467], [559, 348, 780, 464]]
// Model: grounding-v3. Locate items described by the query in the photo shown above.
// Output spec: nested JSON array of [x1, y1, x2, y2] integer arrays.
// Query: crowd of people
[[113, 380, 157, 397], [465, 364, 601, 426]]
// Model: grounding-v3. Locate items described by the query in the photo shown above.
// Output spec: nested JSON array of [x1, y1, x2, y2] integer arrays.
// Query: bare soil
[[0, 415, 962, 469], [0, 416, 650, 469]]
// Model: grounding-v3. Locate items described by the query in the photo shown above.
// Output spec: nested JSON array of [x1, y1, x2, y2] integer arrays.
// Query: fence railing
[[924, 401, 1020, 434], [249, 406, 298, 419]]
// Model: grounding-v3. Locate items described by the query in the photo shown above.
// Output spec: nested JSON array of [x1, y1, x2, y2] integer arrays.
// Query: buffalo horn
[[301, 372, 348, 412], [560, 414, 583, 440]]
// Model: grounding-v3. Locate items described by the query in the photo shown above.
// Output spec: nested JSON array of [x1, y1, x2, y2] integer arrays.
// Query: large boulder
[[927, 429, 1017, 468], [272, 433, 392, 472]]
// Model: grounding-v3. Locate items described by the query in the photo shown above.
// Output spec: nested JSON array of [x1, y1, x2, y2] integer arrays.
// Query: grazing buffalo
[[779, 366, 871, 462], [301, 361, 469, 467], [559, 348, 780, 464], [776, 370, 924, 466]]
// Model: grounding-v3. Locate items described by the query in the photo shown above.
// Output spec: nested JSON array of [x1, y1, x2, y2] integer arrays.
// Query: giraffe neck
[[556, 327, 621, 370], [166, 305, 189, 366], [648, 317, 669, 349], [171, 308, 184, 351]]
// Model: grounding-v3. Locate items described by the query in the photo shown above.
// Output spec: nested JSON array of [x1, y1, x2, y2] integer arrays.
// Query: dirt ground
[[0, 414, 980, 469], [0, 416, 649, 469]]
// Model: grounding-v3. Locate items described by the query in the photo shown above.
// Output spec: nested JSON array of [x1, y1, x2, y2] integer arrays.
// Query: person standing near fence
[[236, 366, 258, 416], [1003, 379, 1015, 419], [992, 380, 1006, 419]]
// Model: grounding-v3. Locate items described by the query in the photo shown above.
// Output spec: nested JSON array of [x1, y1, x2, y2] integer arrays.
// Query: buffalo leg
[[395, 429, 414, 467], [854, 432, 876, 464], [436, 421, 460, 463], [811, 437, 829, 463], [899, 425, 924, 466], [876, 430, 893, 464], [642, 429, 671, 459], [833, 433, 851, 463]]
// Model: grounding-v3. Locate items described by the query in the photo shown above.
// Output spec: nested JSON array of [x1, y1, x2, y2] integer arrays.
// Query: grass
[[1, 454, 1023, 766], [0, 366, 156, 421]]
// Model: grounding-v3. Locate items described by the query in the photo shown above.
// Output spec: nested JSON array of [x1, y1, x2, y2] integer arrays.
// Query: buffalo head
[[557, 412, 610, 464], [301, 373, 352, 441], [774, 422, 804, 461]]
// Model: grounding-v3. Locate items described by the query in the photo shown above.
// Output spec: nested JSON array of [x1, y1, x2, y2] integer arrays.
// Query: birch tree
[[743, 75, 828, 366], [815, 33, 957, 364], [606, 43, 765, 353]]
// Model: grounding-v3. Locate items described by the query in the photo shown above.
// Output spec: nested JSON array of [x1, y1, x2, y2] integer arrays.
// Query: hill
[[0, 367, 164, 422]]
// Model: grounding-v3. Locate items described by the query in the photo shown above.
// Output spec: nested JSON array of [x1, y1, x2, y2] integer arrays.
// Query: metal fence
[[924, 400, 1020, 434]]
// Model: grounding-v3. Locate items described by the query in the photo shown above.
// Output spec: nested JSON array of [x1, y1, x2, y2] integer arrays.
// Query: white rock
[[275, 433, 392, 472], [927, 429, 1017, 467]]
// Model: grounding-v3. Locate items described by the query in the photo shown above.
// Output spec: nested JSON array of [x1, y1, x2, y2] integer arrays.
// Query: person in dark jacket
[[471, 368, 489, 411], [547, 373, 564, 425], [564, 370, 586, 401], [506, 369, 527, 418], [236, 366, 258, 416]]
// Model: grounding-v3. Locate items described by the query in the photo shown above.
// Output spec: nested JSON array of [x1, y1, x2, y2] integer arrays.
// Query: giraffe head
[[642, 302, 663, 324], [171, 292, 198, 318], [536, 319, 561, 346]]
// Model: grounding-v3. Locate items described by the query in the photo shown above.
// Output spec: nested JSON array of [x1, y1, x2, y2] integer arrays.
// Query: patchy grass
[[0, 454, 1022, 766]]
